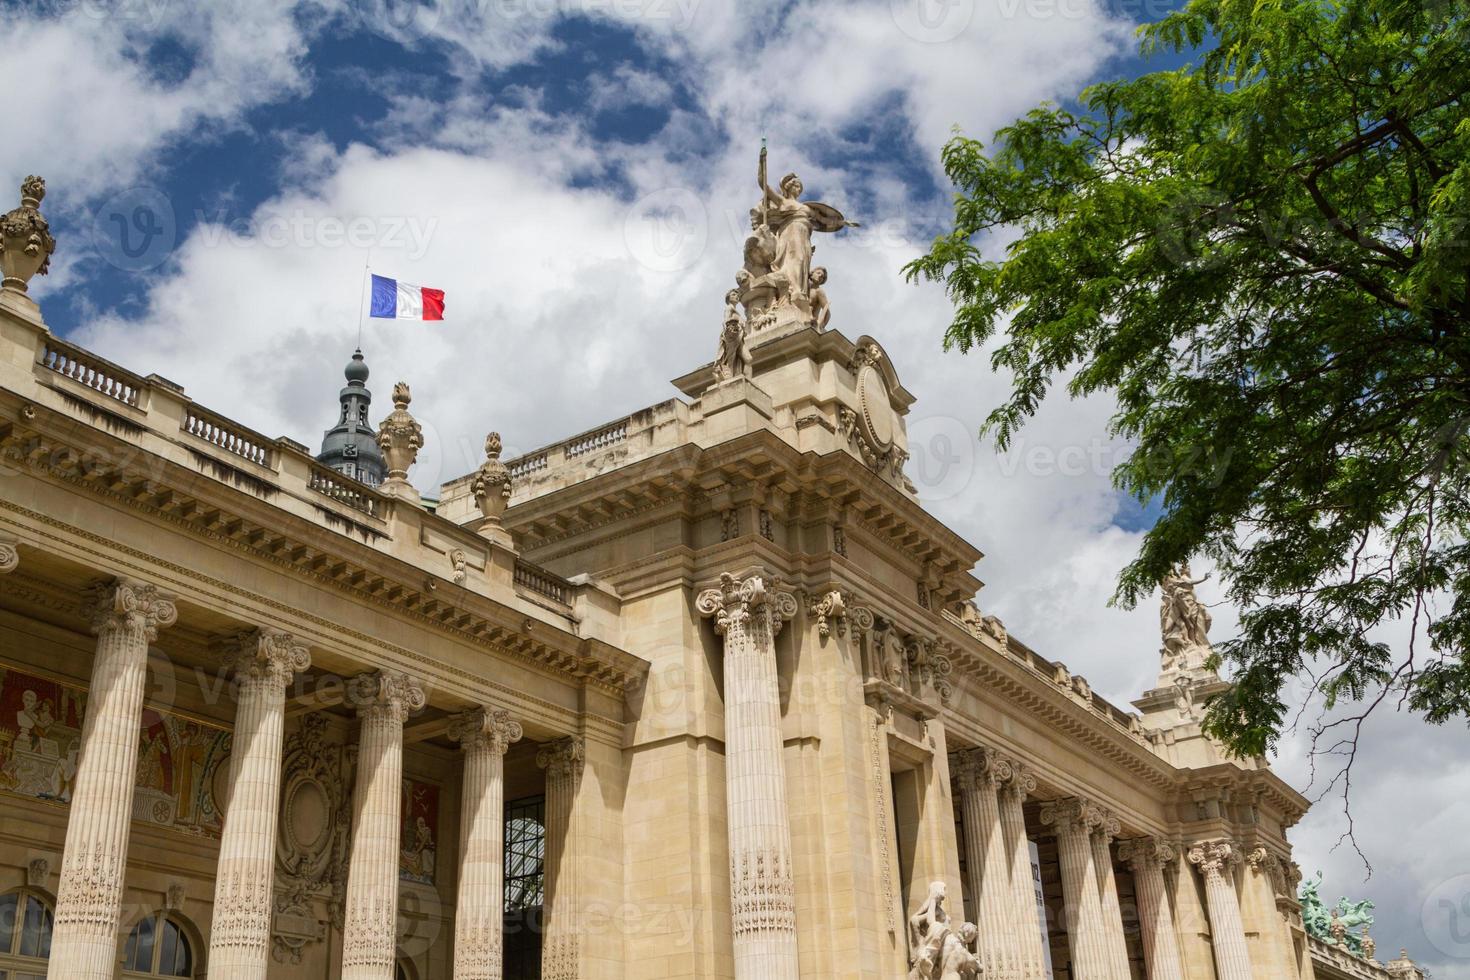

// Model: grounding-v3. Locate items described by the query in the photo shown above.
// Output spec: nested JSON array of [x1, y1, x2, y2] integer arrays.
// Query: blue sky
[[8, 0, 1463, 971]]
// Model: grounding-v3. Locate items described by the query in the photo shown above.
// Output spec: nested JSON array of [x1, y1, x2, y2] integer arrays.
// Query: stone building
[[0, 172, 1430, 980]]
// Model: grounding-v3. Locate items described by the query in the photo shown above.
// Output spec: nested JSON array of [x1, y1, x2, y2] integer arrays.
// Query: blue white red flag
[[369, 274, 445, 321]]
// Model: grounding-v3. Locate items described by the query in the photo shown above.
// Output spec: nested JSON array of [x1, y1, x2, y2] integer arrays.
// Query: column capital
[[696, 571, 798, 637], [1119, 836, 1177, 870], [997, 758, 1037, 799], [536, 735, 585, 779], [217, 628, 310, 689], [449, 706, 523, 755], [1039, 796, 1105, 834], [84, 578, 177, 640], [1093, 808, 1122, 844], [346, 670, 425, 723], [1188, 839, 1241, 881], [0, 535, 18, 574], [952, 745, 1015, 792]]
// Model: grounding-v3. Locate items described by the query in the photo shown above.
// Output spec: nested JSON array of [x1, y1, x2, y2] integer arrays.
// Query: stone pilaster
[[342, 670, 425, 980], [1189, 840, 1253, 980], [1040, 798, 1111, 980], [696, 571, 800, 980], [954, 748, 1016, 979], [1119, 838, 1185, 980], [1090, 811, 1131, 980], [538, 736, 586, 980], [450, 707, 522, 980], [997, 763, 1047, 980], [49, 579, 177, 980], [0, 536, 18, 573], [208, 630, 310, 980]]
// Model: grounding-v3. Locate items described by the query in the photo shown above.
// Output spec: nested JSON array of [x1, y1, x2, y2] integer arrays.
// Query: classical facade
[[0, 169, 1431, 980]]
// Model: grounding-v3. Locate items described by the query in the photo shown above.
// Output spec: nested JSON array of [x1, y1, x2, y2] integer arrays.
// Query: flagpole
[[355, 259, 370, 350]]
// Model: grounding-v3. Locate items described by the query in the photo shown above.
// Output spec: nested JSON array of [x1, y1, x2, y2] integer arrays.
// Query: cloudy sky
[[9, 0, 1466, 970]]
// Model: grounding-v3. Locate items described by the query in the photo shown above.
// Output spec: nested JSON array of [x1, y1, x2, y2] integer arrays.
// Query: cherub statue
[[807, 266, 830, 330], [939, 922, 981, 980], [713, 289, 753, 382]]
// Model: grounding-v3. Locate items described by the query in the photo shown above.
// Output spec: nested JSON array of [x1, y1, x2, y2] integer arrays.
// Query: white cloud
[[40, 0, 1467, 972]]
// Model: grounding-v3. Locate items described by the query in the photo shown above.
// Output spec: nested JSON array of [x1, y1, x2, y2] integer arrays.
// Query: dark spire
[[315, 349, 387, 485]]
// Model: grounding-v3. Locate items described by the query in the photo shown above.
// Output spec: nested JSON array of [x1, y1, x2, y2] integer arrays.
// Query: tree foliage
[[906, 0, 1470, 782]]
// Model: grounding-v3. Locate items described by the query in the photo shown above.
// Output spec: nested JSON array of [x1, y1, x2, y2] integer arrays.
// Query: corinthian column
[[1040, 798, 1110, 980], [49, 579, 177, 980], [538, 736, 585, 980], [450, 707, 522, 980], [208, 630, 311, 980], [696, 571, 800, 980], [1090, 811, 1131, 980], [1119, 838, 1184, 980], [342, 670, 426, 980], [1189, 840, 1253, 980], [954, 748, 1015, 979], [998, 763, 1046, 980]]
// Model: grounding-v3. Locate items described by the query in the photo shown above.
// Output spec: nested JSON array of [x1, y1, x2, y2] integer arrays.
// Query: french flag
[[369, 273, 445, 321]]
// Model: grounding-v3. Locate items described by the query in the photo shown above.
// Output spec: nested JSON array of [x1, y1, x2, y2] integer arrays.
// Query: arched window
[[121, 911, 195, 978], [0, 888, 53, 980]]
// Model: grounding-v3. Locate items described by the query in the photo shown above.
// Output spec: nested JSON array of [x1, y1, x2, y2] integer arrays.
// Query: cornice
[[0, 411, 647, 699]]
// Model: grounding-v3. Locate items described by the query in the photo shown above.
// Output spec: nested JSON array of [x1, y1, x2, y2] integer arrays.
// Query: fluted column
[[342, 670, 426, 980], [998, 763, 1046, 980], [450, 707, 522, 980], [1120, 838, 1185, 980], [538, 736, 585, 980], [696, 571, 800, 980], [208, 630, 311, 980], [1040, 798, 1110, 980], [49, 580, 177, 980], [0, 536, 18, 573], [1189, 840, 1253, 980], [1091, 811, 1131, 980], [954, 748, 1015, 979]]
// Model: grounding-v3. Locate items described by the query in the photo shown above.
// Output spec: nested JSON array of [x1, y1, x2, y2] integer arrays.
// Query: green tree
[[906, 0, 1470, 792]]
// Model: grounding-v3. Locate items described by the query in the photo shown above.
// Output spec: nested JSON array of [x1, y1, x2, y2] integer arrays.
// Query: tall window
[[504, 795, 546, 911], [121, 912, 194, 978], [0, 888, 52, 980], [504, 795, 545, 980]]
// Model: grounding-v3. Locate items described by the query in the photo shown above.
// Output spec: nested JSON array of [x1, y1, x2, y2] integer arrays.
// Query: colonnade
[[26, 564, 583, 980]]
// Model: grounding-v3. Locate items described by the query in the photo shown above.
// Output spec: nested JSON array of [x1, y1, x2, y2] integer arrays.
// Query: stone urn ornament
[[471, 431, 512, 527], [0, 176, 56, 293], [376, 381, 423, 500]]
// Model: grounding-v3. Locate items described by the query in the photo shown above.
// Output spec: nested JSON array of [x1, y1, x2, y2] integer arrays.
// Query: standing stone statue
[[713, 288, 753, 383], [754, 144, 858, 325], [1159, 562, 1213, 675]]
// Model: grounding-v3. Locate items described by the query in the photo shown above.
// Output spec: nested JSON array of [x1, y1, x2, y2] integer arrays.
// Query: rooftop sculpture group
[[1300, 873, 1377, 959], [715, 145, 858, 381]]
